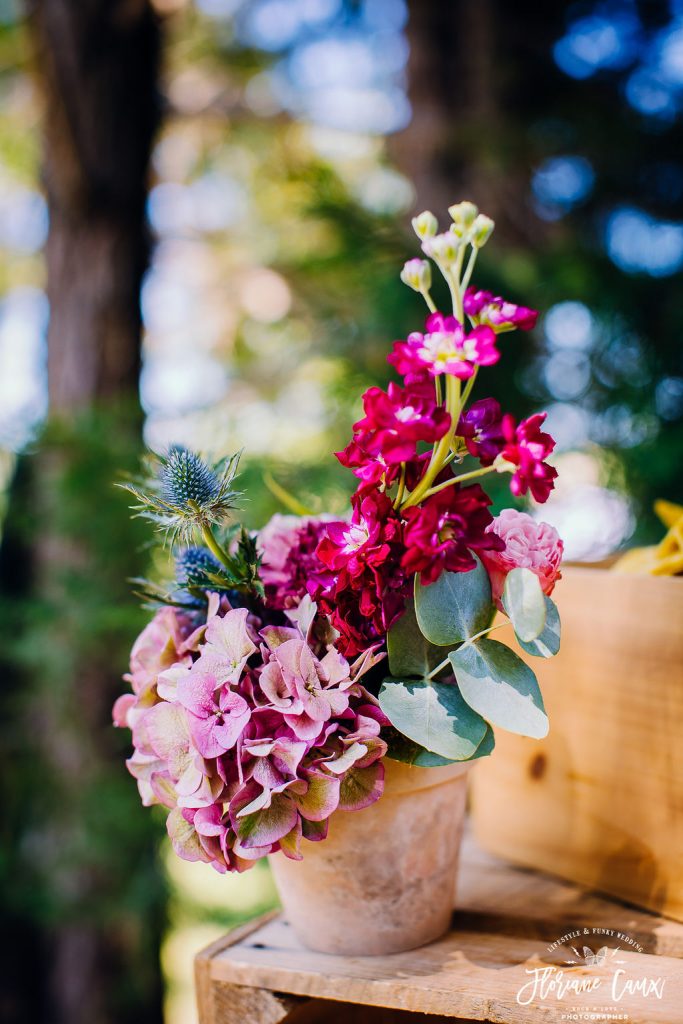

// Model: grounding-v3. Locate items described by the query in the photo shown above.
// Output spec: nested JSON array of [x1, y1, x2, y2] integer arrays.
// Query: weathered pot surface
[[269, 757, 470, 955]]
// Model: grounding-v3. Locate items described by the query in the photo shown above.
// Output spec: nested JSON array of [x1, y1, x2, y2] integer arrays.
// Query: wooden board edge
[[195, 910, 283, 967]]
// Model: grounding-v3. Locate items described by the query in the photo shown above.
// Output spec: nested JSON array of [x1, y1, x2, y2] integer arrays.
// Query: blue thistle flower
[[175, 545, 221, 585], [161, 447, 221, 508]]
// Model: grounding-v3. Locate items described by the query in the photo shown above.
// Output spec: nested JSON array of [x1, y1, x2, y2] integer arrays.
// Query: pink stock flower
[[389, 312, 499, 382], [341, 382, 451, 467], [401, 484, 503, 585], [480, 509, 564, 606], [499, 412, 558, 504], [464, 288, 538, 332], [315, 488, 409, 656]]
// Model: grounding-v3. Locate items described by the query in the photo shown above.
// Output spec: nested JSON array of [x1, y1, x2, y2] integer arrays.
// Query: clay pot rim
[[381, 755, 471, 797]]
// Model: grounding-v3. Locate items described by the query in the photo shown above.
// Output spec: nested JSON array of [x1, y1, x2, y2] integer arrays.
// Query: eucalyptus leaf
[[519, 595, 561, 658], [449, 639, 549, 739], [503, 567, 547, 643], [387, 599, 446, 678], [414, 554, 492, 646], [379, 676, 488, 760], [469, 723, 496, 760], [383, 728, 457, 767]]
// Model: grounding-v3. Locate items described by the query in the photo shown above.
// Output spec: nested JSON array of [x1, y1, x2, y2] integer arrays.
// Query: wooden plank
[[199, 839, 683, 1023], [457, 835, 683, 958], [470, 566, 683, 921], [195, 912, 282, 1024], [207, 916, 682, 1022]]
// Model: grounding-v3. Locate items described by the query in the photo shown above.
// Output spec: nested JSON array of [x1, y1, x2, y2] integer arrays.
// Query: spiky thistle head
[[175, 545, 222, 585], [161, 447, 221, 508], [118, 446, 242, 545]]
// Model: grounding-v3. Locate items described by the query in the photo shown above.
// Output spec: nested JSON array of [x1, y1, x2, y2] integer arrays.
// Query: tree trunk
[[393, 0, 547, 245], [0, 4, 164, 1024], [28, 0, 161, 411]]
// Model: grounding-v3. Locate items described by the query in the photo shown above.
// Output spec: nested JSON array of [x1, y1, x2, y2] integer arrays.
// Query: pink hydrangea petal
[[167, 808, 209, 863], [112, 693, 135, 728], [235, 793, 298, 849], [338, 761, 385, 812], [203, 607, 257, 684], [301, 817, 329, 842], [290, 768, 340, 822], [278, 817, 303, 861]]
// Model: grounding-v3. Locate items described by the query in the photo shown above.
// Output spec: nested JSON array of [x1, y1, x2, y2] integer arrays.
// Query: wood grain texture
[[471, 566, 683, 921], [195, 837, 683, 1023]]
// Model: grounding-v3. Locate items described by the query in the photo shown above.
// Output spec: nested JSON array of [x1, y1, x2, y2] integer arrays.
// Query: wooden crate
[[195, 834, 683, 1024], [470, 565, 683, 921]]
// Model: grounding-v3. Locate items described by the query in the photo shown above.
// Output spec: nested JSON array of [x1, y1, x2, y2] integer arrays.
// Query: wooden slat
[[471, 566, 683, 922], [197, 836, 683, 1023]]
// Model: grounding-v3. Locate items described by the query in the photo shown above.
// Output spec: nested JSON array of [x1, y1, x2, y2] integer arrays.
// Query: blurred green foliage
[[0, 409, 166, 1022]]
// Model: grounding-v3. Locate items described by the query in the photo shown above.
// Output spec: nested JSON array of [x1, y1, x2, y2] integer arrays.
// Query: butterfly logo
[[567, 945, 609, 967]]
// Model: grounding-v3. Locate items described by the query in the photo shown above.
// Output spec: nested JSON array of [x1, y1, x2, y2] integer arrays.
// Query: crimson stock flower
[[464, 288, 538, 332], [500, 412, 557, 503], [314, 489, 409, 656], [401, 484, 503, 585], [388, 312, 499, 382], [458, 398, 505, 465], [336, 381, 450, 485]]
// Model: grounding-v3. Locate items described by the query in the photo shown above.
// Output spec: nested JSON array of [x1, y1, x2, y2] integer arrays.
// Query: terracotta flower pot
[[269, 757, 470, 955]]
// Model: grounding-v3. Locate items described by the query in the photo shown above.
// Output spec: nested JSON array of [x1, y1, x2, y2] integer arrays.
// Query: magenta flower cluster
[[115, 598, 387, 872]]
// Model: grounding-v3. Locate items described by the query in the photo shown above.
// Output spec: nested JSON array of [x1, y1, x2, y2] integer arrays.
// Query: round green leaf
[[414, 554, 492, 646], [387, 599, 447, 678], [379, 676, 488, 760], [449, 639, 549, 739], [519, 595, 561, 658], [503, 567, 547, 643], [469, 723, 496, 761], [383, 728, 458, 767]]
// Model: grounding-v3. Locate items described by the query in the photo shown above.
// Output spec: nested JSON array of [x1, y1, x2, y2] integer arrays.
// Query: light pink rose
[[480, 508, 563, 606]]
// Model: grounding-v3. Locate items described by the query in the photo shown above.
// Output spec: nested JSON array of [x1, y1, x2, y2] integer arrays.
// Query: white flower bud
[[400, 258, 432, 293], [448, 201, 478, 228], [471, 214, 495, 248], [411, 210, 438, 239], [422, 230, 463, 266]]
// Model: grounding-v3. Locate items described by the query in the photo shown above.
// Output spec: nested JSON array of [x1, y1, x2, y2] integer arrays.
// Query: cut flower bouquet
[[114, 200, 563, 950]]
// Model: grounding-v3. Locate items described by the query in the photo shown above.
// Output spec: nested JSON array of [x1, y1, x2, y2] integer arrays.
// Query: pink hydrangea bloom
[[480, 509, 564, 606], [389, 312, 499, 382], [259, 514, 341, 611], [464, 288, 538, 332], [114, 603, 388, 872]]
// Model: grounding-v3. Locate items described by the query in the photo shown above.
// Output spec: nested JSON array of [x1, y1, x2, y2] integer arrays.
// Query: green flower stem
[[194, 518, 232, 568], [401, 375, 460, 510], [460, 245, 478, 297], [393, 462, 407, 510], [457, 367, 479, 416], [425, 622, 508, 680], [421, 287, 437, 313], [467, 620, 508, 644], [425, 656, 451, 680], [421, 463, 497, 499]]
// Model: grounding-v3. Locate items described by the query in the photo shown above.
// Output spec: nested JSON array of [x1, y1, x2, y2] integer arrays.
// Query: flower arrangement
[[114, 201, 564, 873]]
